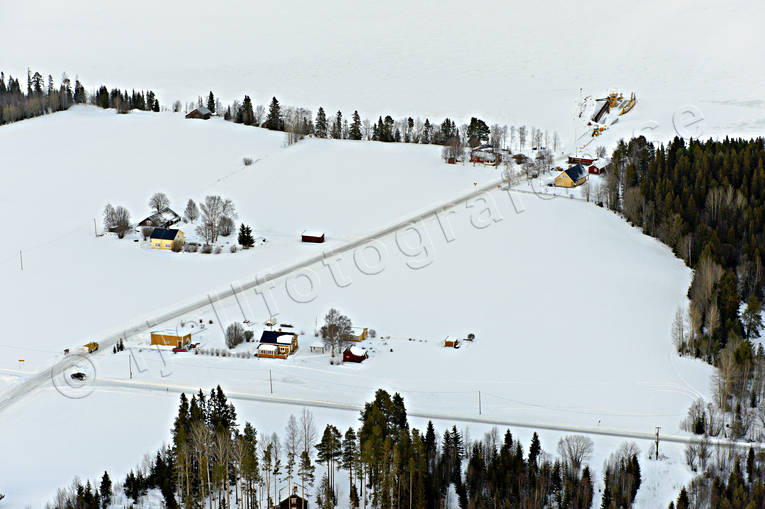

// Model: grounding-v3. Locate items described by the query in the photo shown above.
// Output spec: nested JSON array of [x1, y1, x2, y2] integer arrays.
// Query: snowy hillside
[[0, 106, 496, 375], [1, 1, 763, 507], [2, 1, 764, 147]]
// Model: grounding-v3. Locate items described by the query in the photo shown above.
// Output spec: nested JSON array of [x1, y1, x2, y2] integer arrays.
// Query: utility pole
[[93, 217, 97, 237], [478, 391, 482, 415], [655, 426, 661, 460], [19, 250, 23, 271], [129, 354, 133, 379], [269, 370, 273, 394]]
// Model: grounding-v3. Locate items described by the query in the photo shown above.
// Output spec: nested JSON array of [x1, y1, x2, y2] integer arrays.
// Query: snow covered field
[[3, 0, 764, 147], [0, 177, 715, 506], [0, 107, 496, 374], [84, 184, 714, 437], [2, 0, 763, 506]]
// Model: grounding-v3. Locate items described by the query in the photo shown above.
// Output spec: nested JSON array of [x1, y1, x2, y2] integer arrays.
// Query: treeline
[[46, 388, 610, 509], [608, 138, 764, 347], [607, 137, 765, 440], [197, 91, 561, 153], [0, 68, 159, 126], [92, 86, 159, 113], [0, 69, 85, 124], [671, 444, 765, 509]]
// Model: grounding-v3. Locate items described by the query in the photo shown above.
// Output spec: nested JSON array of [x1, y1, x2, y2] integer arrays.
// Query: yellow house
[[150, 331, 191, 348], [257, 330, 299, 359], [150, 228, 184, 250], [554, 164, 587, 188], [349, 327, 368, 342]]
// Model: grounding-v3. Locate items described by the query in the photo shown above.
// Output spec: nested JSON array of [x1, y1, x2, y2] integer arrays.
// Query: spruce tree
[[315, 107, 327, 138], [265, 96, 282, 130], [207, 91, 215, 113], [349, 111, 362, 140], [100, 471, 112, 507], [242, 95, 254, 126], [528, 432, 541, 466], [422, 119, 431, 144], [341, 427, 358, 494], [331, 111, 342, 139], [238, 223, 254, 248]]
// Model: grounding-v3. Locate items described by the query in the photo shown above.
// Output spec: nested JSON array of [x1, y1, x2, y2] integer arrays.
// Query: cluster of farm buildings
[[125, 206, 326, 251], [552, 155, 608, 188], [149, 324, 370, 363]]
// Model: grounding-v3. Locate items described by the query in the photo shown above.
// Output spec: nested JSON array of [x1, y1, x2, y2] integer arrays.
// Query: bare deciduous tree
[[184, 199, 199, 222], [320, 308, 353, 363], [557, 435, 593, 474], [149, 192, 170, 215], [672, 307, 686, 353], [226, 322, 245, 349], [103, 204, 131, 237], [196, 195, 237, 245]]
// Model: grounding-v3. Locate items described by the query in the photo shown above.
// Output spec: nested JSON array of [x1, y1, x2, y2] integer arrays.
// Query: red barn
[[588, 160, 607, 175], [301, 230, 325, 243], [343, 346, 368, 363], [568, 155, 597, 166]]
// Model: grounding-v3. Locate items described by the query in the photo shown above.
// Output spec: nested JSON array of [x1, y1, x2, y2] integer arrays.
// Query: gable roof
[[150, 228, 181, 241], [260, 330, 296, 344], [140, 207, 180, 227], [563, 163, 587, 182], [190, 106, 212, 115], [345, 346, 367, 358]]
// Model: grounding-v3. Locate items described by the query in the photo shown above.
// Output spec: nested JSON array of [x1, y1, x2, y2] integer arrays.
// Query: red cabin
[[301, 230, 325, 243], [568, 155, 597, 166], [343, 346, 368, 363], [588, 161, 607, 175]]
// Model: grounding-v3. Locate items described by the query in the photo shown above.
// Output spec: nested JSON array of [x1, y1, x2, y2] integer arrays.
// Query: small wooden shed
[[301, 231, 325, 243], [444, 337, 460, 348], [151, 331, 191, 348], [343, 346, 368, 363], [588, 160, 607, 175], [280, 488, 308, 509], [185, 107, 212, 120]]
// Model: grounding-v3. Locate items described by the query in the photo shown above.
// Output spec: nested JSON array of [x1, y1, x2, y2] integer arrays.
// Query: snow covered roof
[[277, 334, 294, 344], [310, 341, 325, 349], [258, 344, 277, 352], [349, 346, 366, 357], [302, 230, 324, 237], [141, 208, 181, 227], [196, 106, 212, 115]]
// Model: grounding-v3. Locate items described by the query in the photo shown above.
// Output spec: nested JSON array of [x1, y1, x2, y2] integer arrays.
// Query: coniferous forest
[[46, 388, 604, 509], [606, 137, 764, 366], [0, 69, 159, 125], [603, 137, 765, 508]]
